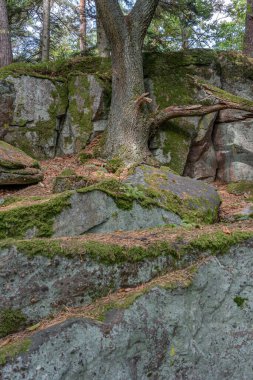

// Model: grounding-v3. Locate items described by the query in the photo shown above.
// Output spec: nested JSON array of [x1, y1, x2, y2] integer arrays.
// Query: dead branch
[[135, 92, 153, 108]]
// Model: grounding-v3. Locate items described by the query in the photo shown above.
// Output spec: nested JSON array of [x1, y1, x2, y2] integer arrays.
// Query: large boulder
[[125, 165, 220, 223], [0, 141, 43, 185], [1, 238, 253, 380]]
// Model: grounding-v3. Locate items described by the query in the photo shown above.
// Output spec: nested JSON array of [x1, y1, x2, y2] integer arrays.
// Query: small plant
[[105, 157, 124, 173], [59, 168, 76, 177]]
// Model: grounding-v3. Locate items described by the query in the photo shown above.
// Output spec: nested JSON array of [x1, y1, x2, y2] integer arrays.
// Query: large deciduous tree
[[0, 0, 12, 67], [96, 0, 253, 164], [244, 0, 253, 56]]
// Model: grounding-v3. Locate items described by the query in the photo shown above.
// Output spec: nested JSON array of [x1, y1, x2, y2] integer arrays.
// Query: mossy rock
[[0, 141, 43, 185]]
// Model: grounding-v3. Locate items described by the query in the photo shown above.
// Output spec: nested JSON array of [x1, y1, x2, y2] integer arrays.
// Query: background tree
[[0, 0, 12, 67], [244, 0, 253, 56], [41, 0, 51, 60], [79, 0, 86, 52]]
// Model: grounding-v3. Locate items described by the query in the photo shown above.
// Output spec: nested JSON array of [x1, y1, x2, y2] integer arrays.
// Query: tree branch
[[129, 0, 159, 43], [95, 0, 125, 43], [149, 101, 253, 130]]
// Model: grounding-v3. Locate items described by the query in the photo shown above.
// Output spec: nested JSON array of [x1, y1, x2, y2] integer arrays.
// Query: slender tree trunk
[[41, 0, 51, 61], [97, 16, 110, 57], [0, 0, 12, 67], [80, 0, 86, 52], [244, 0, 253, 57]]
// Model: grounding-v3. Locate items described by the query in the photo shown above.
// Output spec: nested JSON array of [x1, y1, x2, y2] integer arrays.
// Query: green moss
[[227, 181, 253, 197], [0, 339, 31, 366], [184, 231, 253, 255], [105, 157, 125, 173], [1, 230, 251, 265], [234, 296, 248, 308], [67, 74, 92, 149], [79, 152, 93, 163], [196, 79, 253, 107], [0, 193, 71, 239], [0, 56, 111, 81], [158, 123, 193, 174], [0, 309, 27, 338], [59, 168, 76, 177]]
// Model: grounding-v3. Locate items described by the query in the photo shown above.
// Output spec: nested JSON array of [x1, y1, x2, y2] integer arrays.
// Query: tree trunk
[[41, 0, 51, 61], [0, 0, 12, 67], [95, 0, 159, 163], [104, 38, 150, 162], [97, 16, 110, 57], [80, 0, 86, 52], [244, 0, 253, 57]]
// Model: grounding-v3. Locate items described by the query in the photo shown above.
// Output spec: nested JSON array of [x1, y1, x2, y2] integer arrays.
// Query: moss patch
[[0, 339, 31, 366], [234, 296, 248, 308], [0, 193, 72, 239], [0, 309, 27, 338], [0, 56, 111, 82], [227, 181, 253, 197], [0, 230, 251, 265]]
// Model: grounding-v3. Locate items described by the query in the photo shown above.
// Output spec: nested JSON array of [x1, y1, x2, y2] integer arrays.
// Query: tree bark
[[95, 0, 159, 163], [244, 0, 253, 57], [41, 0, 51, 61], [80, 0, 86, 52], [0, 0, 12, 67], [97, 16, 110, 57]]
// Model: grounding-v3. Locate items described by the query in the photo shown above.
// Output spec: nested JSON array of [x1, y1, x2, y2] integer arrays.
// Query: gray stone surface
[[0, 242, 197, 321], [2, 75, 67, 158], [54, 190, 182, 237], [2, 239, 253, 380], [214, 114, 253, 182], [125, 165, 220, 216]]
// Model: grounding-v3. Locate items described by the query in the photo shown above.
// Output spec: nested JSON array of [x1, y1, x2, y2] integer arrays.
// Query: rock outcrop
[[0, 141, 43, 185], [0, 51, 252, 181], [0, 166, 220, 239], [1, 237, 252, 380]]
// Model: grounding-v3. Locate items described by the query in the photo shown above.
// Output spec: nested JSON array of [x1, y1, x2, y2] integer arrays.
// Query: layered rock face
[[0, 141, 43, 185], [1, 238, 253, 380]]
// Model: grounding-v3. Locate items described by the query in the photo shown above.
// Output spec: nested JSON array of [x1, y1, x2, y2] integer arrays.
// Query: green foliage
[[0, 309, 27, 338]]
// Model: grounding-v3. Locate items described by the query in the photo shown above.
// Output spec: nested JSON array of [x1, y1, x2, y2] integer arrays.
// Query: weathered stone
[[0, 141, 43, 185], [53, 191, 182, 237], [214, 115, 253, 182], [2, 75, 68, 159], [0, 238, 199, 321], [125, 165, 220, 218], [1, 239, 253, 380], [53, 174, 92, 193]]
